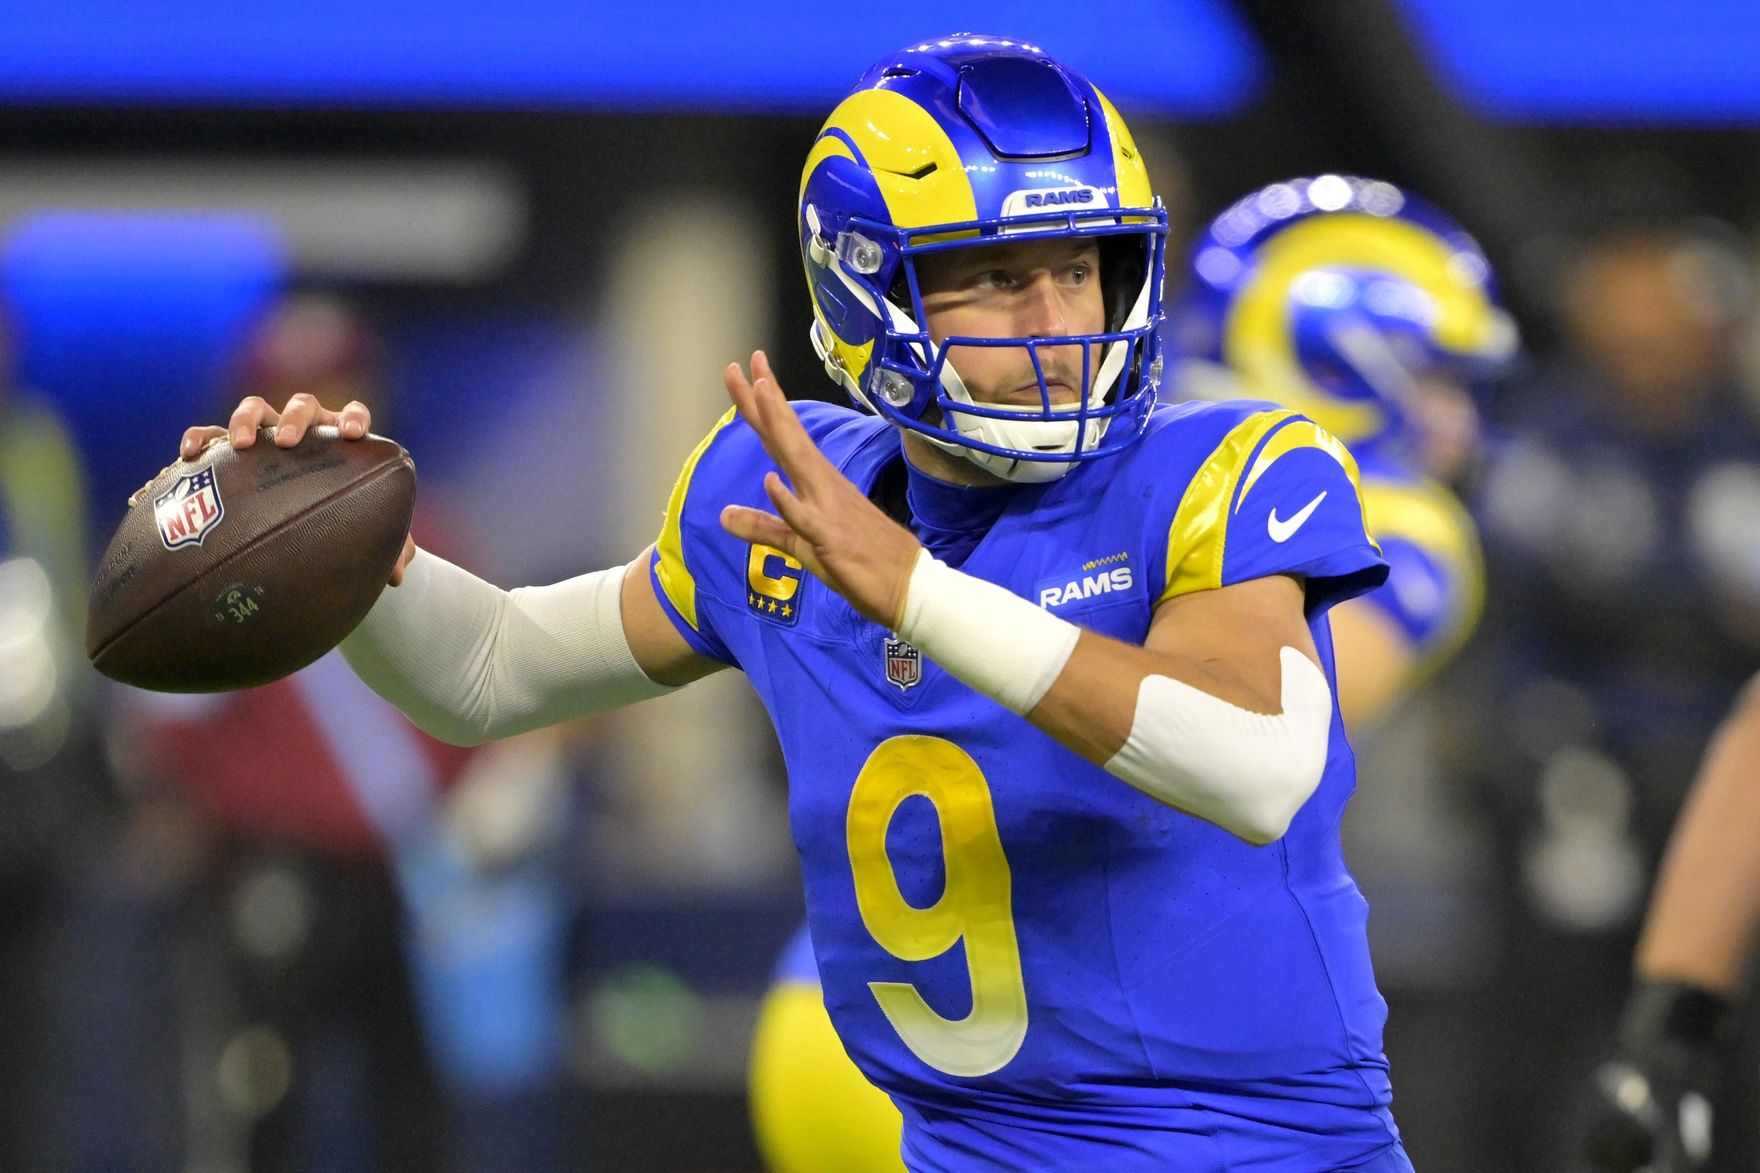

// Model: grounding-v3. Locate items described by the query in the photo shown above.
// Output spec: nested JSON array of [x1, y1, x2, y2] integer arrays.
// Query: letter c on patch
[[748, 544, 803, 601]]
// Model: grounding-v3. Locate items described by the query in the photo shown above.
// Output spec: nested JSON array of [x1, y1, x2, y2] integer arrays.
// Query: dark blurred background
[[2, 1, 1759, 1170]]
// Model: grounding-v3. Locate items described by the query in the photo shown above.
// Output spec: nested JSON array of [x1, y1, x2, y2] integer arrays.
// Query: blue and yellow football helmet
[[799, 34, 1168, 482], [1168, 175, 1517, 458]]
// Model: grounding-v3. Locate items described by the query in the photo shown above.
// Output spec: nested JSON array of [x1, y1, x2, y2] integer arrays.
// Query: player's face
[[916, 238, 1105, 408], [1406, 372, 1480, 481]]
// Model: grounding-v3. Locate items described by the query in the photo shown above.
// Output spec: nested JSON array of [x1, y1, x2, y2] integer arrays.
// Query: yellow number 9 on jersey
[[846, 735, 1028, 1078]]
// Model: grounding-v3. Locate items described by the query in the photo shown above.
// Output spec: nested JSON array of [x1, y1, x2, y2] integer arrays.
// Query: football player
[[747, 176, 1519, 1170], [182, 36, 1413, 1171], [1169, 175, 1516, 727]]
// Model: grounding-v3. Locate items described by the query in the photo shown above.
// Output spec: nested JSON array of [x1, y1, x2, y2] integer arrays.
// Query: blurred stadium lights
[[1398, 0, 1760, 123], [0, 159, 524, 283], [0, 557, 69, 771], [0, 0, 1265, 117]]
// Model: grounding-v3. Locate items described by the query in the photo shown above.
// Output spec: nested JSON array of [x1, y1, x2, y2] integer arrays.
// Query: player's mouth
[[995, 379, 1080, 409]]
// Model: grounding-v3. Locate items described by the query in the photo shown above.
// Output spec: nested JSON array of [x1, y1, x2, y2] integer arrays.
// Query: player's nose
[[1016, 273, 1071, 336]]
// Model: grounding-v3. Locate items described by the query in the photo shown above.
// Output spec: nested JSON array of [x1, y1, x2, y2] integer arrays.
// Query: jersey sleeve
[[1355, 479, 1485, 667], [647, 402, 863, 669], [1159, 409, 1388, 615], [649, 407, 743, 667]]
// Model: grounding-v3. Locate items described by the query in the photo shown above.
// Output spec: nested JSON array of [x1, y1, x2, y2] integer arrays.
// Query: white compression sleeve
[[339, 548, 675, 746], [1105, 646, 1332, 845]]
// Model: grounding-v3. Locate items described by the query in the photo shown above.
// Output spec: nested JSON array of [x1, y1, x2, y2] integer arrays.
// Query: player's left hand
[[1580, 981, 1728, 1173], [1582, 1053, 1716, 1173], [719, 350, 922, 630]]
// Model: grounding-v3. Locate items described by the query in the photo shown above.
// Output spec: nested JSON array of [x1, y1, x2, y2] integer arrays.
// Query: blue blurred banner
[[3, 213, 284, 529], [1400, 0, 1760, 124], [0, 1, 1263, 117]]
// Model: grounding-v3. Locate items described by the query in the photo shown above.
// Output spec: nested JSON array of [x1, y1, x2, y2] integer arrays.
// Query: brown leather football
[[86, 426, 415, 692]]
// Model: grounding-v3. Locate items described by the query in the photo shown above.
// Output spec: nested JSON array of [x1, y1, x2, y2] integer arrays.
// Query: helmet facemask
[[809, 204, 1167, 484]]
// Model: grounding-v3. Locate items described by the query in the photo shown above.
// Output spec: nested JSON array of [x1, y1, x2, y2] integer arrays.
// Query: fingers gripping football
[[270, 392, 372, 447], [719, 351, 921, 630], [179, 395, 373, 461], [173, 394, 406, 584]]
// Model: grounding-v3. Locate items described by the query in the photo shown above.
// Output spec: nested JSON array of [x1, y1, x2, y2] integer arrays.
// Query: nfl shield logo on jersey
[[884, 636, 921, 692], [154, 467, 225, 550]]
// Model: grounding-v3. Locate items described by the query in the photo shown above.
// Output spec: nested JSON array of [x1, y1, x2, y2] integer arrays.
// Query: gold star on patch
[[781, 604, 792, 618], [767, 599, 778, 613]]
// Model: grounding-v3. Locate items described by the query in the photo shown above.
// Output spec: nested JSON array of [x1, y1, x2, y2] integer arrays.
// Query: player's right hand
[[718, 350, 922, 630], [1580, 981, 1729, 1173], [178, 392, 373, 460], [177, 394, 415, 585]]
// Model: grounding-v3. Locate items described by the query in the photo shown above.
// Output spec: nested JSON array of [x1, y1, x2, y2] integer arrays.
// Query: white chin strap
[[918, 365, 1086, 484]]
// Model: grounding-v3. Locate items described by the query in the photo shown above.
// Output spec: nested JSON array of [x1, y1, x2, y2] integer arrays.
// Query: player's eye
[[972, 269, 1015, 291]]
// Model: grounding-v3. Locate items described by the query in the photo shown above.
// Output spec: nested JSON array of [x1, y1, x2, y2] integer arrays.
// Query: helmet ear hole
[[1098, 236, 1145, 333]]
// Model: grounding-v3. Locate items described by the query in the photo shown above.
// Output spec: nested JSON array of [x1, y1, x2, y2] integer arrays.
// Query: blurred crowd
[[3, 160, 1760, 1173]]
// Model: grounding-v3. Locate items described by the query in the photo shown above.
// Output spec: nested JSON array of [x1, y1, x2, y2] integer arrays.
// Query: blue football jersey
[[651, 399, 1397, 1171], [1354, 452, 1484, 672]]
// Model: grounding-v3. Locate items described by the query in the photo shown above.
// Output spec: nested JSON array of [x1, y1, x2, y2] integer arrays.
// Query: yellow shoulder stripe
[[1162, 409, 1296, 602], [1162, 412, 1376, 605], [1238, 418, 1356, 506], [1239, 418, 1375, 549], [654, 406, 739, 632]]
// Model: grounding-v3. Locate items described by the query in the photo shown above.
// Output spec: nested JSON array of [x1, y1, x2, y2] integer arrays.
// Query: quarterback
[[184, 36, 1412, 1172], [750, 173, 1518, 1169]]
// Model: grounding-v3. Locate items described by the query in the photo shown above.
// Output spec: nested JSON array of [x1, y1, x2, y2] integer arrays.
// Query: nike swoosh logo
[[1267, 491, 1327, 543]]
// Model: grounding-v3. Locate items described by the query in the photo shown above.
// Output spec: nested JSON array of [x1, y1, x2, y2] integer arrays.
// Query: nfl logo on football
[[884, 636, 921, 692], [154, 468, 226, 550]]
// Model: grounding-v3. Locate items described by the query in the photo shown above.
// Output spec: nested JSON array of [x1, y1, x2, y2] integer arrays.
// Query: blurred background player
[[1168, 175, 1516, 727], [1579, 676, 1760, 1172], [746, 175, 1518, 1171], [116, 293, 576, 1173], [749, 924, 904, 1173]]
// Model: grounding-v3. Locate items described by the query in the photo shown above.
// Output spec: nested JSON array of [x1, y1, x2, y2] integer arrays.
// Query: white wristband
[[896, 549, 1079, 715]]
